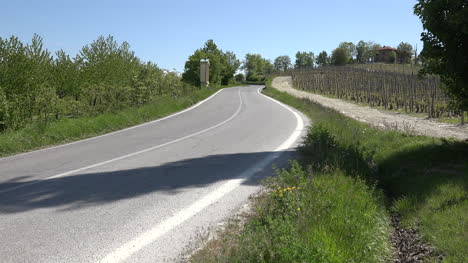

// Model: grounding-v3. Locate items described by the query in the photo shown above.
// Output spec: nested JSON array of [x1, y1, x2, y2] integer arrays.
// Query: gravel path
[[272, 76, 468, 140]]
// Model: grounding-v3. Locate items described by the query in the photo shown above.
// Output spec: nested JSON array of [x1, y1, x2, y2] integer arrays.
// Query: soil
[[272, 77, 468, 140], [391, 214, 443, 262]]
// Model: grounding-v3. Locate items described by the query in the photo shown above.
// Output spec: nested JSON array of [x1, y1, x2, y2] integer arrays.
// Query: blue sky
[[1, 0, 423, 72]]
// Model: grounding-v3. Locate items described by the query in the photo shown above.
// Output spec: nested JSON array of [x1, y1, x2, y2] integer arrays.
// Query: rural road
[[0, 86, 307, 263]]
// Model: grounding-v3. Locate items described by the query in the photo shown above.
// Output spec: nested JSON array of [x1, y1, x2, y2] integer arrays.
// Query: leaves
[[0, 34, 188, 132]]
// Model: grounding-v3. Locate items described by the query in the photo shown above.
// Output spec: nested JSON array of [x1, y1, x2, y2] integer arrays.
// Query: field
[[291, 64, 461, 119]]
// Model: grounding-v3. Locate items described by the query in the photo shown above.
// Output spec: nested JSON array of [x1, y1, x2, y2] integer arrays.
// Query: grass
[[0, 86, 224, 157], [192, 163, 392, 263], [192, 80, 467, 262]]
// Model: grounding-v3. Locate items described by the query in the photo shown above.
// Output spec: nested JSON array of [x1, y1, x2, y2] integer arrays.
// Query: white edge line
[[0, 89, 242, 195], [0, 88, 226, 162], [96, 86, 305, 263]]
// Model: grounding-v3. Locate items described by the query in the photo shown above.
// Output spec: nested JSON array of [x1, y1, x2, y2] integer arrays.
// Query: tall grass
[[192, 162, 392, 263]]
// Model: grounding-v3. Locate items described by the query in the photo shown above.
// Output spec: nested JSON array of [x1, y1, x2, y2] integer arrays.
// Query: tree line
[[0, 35, 204, 132]]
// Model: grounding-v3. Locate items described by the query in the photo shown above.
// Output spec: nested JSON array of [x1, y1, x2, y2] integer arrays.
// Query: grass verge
[[192, 80, 467, 262], [0, 87, 223, 157]]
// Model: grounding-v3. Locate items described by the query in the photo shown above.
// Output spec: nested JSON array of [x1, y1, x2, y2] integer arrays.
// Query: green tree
[[331, 47, 350, 65], [76, 35, 138, 87], [235, 73, 245, 82], [338, 42, 356, 62], [397, 42, 413, 64], [356, 41, 377, 63], [389, 51, 397, 63], [274, 55, 292, 71], [294, 51, 314, 68], [52, 50, 80, 98], [242, 53, 273, 81], [316, 51, 329, 66], [222, 51, 240, 85], [414, 0, 467, 113], [182, 40, 238, 86]]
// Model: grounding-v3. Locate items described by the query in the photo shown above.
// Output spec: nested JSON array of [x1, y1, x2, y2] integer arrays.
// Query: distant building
[[375, 46, 397, 63]]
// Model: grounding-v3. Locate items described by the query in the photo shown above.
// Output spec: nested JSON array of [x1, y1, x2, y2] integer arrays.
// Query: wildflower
[[297, 207, 301, 211]]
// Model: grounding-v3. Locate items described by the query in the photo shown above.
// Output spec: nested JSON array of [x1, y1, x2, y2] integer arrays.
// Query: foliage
[[234, 73, 245, 82], [182, 40, 240, 86], [338, 41, 356, 61], [331, 47, 349, 65], [414, 0, 468, 111], [0, 34, 190, 132], [274, 55, 292, 71], [356, 40, 379, 63], [397, 42, 413, 64], [315, 51, 329, 66], [294, 51, 314, 68], [242, 53, 273, 81], [389, 50, 397, 63]]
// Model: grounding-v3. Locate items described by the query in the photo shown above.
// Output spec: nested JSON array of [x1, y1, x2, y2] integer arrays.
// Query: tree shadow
[[377, 140, 468, 200], [0, 150, 295, 214]]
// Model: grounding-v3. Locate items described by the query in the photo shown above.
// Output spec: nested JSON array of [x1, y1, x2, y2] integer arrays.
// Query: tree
[[222, 51, 240, 85], [76, 35, 138, 86], [356, 41, 377, 63], [414, 0, 468, 113], [242, 53, 272, 81], [274, 55, 292, 71], [369, 43, 382, 62], [294, 51, 314, 68], [397, 42, 413, 64], [316, 51, 329, 66], [331, 47, 350, 65], [182, 40, 239, 86], [338, 42, 356, 62], [235, 73, 245, 82], [389, 51, 397, 63]]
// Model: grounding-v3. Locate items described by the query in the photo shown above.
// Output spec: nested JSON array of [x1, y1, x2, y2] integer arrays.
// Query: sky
[[1, 0, 424, 72]]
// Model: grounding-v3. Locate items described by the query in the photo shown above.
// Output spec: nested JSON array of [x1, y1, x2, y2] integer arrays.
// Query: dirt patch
[[391, 214, 443, 262], [272, 76, 468, 140]]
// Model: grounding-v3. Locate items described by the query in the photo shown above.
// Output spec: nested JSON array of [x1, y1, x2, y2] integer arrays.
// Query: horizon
[[1, 0, 424, 72]]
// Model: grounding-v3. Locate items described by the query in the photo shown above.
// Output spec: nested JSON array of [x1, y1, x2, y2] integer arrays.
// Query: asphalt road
[[0, 86, 308, 263]]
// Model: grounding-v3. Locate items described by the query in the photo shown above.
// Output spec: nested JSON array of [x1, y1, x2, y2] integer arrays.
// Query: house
[[375, 46, 397, 63]]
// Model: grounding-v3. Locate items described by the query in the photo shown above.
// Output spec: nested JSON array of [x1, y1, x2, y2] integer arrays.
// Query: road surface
[[0, 86, 307, 263]]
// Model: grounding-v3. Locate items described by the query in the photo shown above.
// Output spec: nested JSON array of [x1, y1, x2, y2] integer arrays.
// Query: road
[[0, 86, 307, 263]]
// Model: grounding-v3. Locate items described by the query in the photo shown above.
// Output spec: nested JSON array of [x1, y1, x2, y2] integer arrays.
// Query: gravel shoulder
[[272, 76, 468, 140]]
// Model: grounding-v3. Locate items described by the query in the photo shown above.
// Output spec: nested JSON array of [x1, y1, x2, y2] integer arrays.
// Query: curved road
[[0, 86, 307, 263]]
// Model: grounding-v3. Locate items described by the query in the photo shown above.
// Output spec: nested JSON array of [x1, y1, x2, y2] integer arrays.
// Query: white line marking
[[0, 90, 243, 195], [0, 89, 226, 162], [97, 87, 305, 263]]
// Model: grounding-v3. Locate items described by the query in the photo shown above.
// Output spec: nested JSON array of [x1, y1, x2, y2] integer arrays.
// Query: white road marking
[[0, 88, 226, 162], [97, 87, 304, 263], [0, 90, 242, 195]]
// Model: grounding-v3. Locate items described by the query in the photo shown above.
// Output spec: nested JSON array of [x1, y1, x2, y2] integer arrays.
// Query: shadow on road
[[0, 150, 295, 214]]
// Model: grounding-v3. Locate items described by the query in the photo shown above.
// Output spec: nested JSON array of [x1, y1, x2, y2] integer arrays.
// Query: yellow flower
[[297, 207, 301, 211]]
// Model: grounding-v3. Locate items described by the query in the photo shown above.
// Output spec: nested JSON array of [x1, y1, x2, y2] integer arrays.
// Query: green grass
[[0, 87, 223, 157], [263, 83, 468, 262], [192, 162, 391, 263], [192, 80, 467, 262]]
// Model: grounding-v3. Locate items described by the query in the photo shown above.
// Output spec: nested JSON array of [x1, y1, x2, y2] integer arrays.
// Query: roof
[[378, 46, 397, 51]]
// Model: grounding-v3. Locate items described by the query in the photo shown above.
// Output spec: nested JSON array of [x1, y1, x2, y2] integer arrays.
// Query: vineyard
[[0, 34, 193, 132], [291, 64, 459, 118]]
